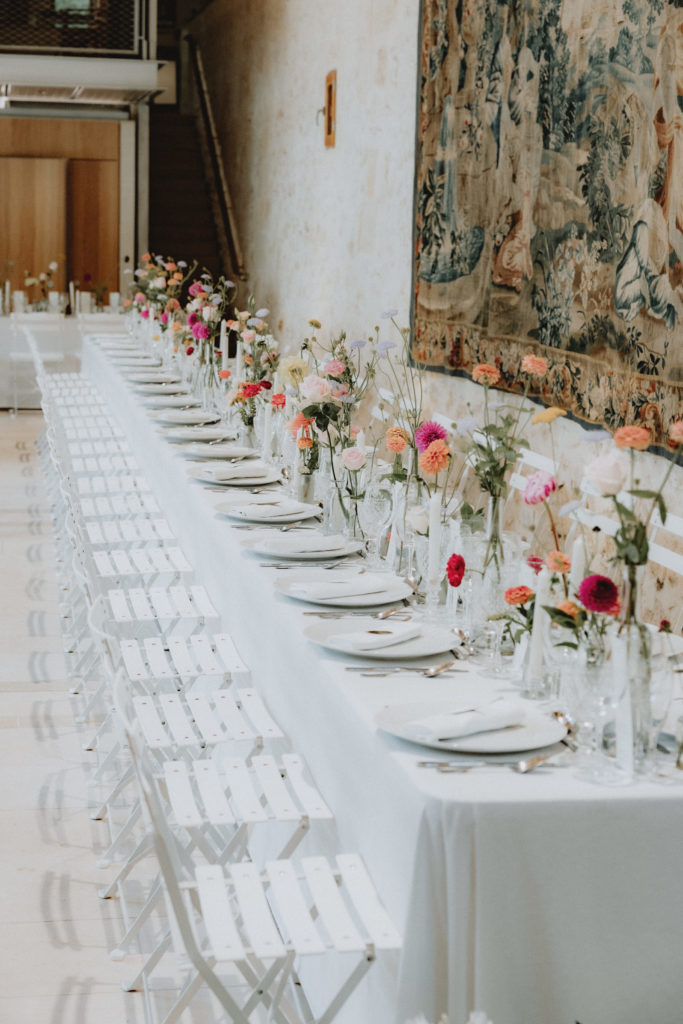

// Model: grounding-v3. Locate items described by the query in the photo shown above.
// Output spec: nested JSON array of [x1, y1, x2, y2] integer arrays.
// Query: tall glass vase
[[618, 564, 652, 774], [483, 492, 505, 583]]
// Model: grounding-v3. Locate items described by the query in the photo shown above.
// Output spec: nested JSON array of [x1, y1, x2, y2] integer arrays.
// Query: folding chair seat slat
[[169, 548, 193, 573], [229, 863, 287, 959], [128, 589, 155, 621], [213, 693, 255, 741], [169, 586, 194, 618], [164, 762, 204, 828], [93, 551, 114, 577], [108, 588, 132, 622], [251, 756, 300, 821], [111, 550, 135, 576], [265, 860, 326, 955], [86, 523, 105, 545], [282, 754, 333, 820], [120, 640, 149, 681], [214, 634, 249, 676], [190, 636, 223, 675], [335, 854, 402, 950], [193, 760, 236, 825], [133, 696, 173, 748], [118, 521, 137, 542], [189, 585, 218, 619], [143, 638, 176, 678], [223, 759, 268, 822], [299, 858, 364, 953], [104, 521, 124, 543], [149, 588, 176, 620], [184, 694, 225, 744], [158, 693, 200, 746], [154, 518, 175, 541], [166, 637, 198, 677], [129, 549, 154, 574], [195, 865, 246, 961], [237, 689, 282, 739]]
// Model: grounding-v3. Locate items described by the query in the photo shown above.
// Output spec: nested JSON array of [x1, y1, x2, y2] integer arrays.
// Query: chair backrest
[[648, 507, 683, 576]]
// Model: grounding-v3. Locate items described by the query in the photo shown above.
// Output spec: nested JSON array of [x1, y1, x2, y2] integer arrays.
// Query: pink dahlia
[[522, 470, 557, 505], [415, 420, 448, 452], [577, 574, 620, 615], [192, 322, 210, 340]]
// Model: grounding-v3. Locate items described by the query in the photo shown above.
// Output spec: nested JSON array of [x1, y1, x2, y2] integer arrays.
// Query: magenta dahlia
[[415, 420, 448, 453], [577, 574, 620, 615]]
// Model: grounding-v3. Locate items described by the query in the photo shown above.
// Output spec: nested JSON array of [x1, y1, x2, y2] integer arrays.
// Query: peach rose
[[546, 550, 571, 574], [297, 436, 314, 450], [556, 600, 579, 620], [341, 446, 367, 471], [613, 426, 651, 450]]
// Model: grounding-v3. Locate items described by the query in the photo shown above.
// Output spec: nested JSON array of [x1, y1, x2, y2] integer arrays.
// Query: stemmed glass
[[357, 477, 392, 569]]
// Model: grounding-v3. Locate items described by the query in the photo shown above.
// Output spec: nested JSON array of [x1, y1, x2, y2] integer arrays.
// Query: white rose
[[202, 305, 217, 322], [301, 374, 331, 401], [584, 452, 628, 496], [152, 276, 166, 289], [406, 504, 429, 535]]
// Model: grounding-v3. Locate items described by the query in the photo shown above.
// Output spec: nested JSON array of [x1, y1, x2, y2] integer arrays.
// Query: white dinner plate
[[181, 442, 258, 460], [187, 465, 282, 487], [242, 534, 362, 559], [274, 569, 414, 606], [163, 425, 238, 443], [142, 394, 202, 409], [124, 371, 182, 384], [151, 409, 220, 426], [216, 499, 320, 523], [303, 618, 460, 659], [375, 701, 567, 753], [134, 383, 190, 396]]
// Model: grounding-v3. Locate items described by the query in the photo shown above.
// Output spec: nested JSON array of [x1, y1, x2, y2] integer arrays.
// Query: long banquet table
[[81, 333, 683, 1024]]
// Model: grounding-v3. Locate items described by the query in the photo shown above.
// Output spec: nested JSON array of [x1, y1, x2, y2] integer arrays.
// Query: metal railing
[[0, 0, 155, 58], [185, 32, 246, 281]]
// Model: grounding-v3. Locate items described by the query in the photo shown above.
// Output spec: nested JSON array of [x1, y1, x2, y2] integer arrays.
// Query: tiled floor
[[0, 410, 142, 1023]]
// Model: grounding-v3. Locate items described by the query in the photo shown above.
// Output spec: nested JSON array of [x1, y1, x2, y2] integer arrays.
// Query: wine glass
[[358, 478, 392, 569]]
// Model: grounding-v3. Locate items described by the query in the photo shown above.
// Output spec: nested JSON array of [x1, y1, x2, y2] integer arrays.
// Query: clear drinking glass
[[572, 644, 629, 786], [358, 477, 392, 569]]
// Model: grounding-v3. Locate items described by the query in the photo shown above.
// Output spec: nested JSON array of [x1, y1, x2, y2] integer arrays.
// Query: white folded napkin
[[402, 698, 527, 743], [232, 501, 314, 519], [205, 461, 270, 481], [333, 621, 422, 652], [291, 574, 389, 600], [260, 533, 348, 555]]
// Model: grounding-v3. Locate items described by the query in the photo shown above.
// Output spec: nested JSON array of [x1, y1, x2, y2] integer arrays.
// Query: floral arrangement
[[24, 260, 59, 308], [226, 296, 279, 426], [130, 253, 197, 317]]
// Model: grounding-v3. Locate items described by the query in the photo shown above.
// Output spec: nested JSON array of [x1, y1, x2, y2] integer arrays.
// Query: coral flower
[[667, 420, 683, 449], [415, 420, 448, 452], [523, 470, 557, 505], [385, 426, 408, 453], [218, 369, 231, 380], [240, 383, 262, 399], [531, 406, 566, 425], [556, 600, 579, 620], [286, 412, 313, 436], [446, 553, 466, 588], [613, 426, 651, 451], [577, 574, 620, 615], [472, 363, 500, 385], [546, 550, 571, 574], [521, 354, 549, 376], [527, 554, 544, 575], [419, 439, 451, 475], [505, 585, 534, 606], [297, 436, 314, 450], [271, 393, 286, 408]]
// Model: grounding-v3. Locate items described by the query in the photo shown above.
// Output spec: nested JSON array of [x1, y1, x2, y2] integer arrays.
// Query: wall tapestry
[[413, 0, 683, 446]]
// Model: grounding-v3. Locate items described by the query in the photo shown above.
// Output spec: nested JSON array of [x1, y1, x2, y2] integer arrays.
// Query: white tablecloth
[[82, 335, 683, 1024]]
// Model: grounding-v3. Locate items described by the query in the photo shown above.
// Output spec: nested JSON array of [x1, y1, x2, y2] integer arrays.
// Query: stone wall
[[194, 0, 682, 626]]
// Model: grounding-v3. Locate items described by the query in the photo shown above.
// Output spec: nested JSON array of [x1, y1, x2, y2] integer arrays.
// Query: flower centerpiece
[[184, 271, 237, 394], [131, 253, 196, 320], [460, 353, 549, 579], [24, 260, 59, 310], [227, 296, 279, 428]]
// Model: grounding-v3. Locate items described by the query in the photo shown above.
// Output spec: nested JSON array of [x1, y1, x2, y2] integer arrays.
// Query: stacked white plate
[[151, 409, 220, 426], [163, 425, 238, 443], [242, 532, 362, 559], [217, 497, 320, 523], [187, 461, 281, 487], [142, 394, 202, 409], [304, 617, 459, 658], [182, 442, 257, 460], [134, 382, 190, 396], [125, 371, 182, 385], [275, 568, 413, 605]]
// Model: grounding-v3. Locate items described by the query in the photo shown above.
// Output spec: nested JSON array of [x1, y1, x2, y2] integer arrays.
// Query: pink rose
[[140, 309, 149, 319], [322, 358, 346, 377], [241, 329, 256, 344], [522, 470, 557, 505], [301, 374, 331, 401], [160, 312, 169, 324], [341, 446, 366, 471]]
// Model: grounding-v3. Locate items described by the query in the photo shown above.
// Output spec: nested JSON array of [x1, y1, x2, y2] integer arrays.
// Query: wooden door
[[0, 157, 67, 292], [67, 158, 119, 297]]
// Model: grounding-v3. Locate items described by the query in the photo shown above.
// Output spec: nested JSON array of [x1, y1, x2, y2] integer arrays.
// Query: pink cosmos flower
[[522, 470, 557, 505], [415, 420, 448, 452]]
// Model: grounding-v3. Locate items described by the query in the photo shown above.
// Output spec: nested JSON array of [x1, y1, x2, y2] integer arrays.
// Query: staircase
[[149, 106, 223, 275]]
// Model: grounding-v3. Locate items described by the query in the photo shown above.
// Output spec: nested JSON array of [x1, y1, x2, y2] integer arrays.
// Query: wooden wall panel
[[0, 157, 67, 291], [0, 118, 119, 160], [67, 159, 119, 294]]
